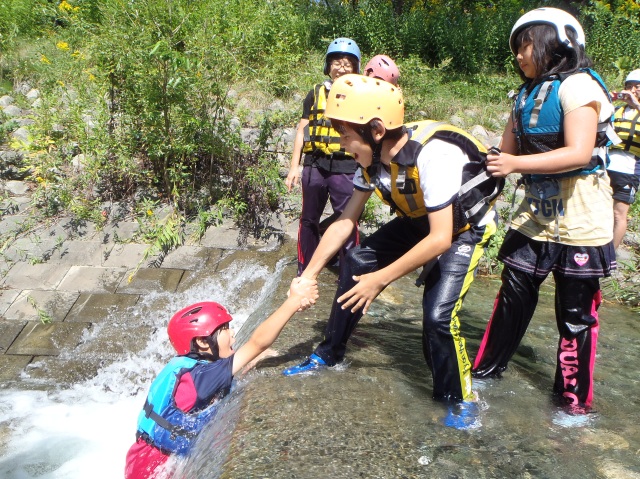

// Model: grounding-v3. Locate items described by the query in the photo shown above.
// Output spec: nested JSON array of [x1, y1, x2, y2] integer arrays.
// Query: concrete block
[[44, 216, 101, 240], [56, 265, 128, 293], [0, 289, 21, 316], [45, 240, 107, 266], [7, 321, 91, 356], [0, 215, 31, 236], [102, 242, 154, 268], [0, 320, 26, 352], [2, 262, 70, 290], [199, 223, 242, 249], [100, 221, 140, 243], [0, 196, 30, 214], [21, 355, 101, 384], [160, 246, 218, 270], [2, 238, 60, 263], [65, 292, 139, 323], [117, 268, 184, 294], [4, 290, 79, 322], [0, 355, 32, 383]]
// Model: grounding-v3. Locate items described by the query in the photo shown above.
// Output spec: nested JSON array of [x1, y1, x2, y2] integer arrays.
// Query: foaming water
[[2, 245, 640, 479], [0, 254, 289, 479]]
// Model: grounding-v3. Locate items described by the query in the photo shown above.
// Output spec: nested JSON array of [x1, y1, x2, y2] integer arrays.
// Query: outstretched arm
[[337, 205, 453, 314], [298, 188, 370, 281], [232, 278, 319, 375]]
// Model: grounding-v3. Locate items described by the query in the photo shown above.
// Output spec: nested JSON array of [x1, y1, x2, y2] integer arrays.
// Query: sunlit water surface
[[0, 242, 638, 478]]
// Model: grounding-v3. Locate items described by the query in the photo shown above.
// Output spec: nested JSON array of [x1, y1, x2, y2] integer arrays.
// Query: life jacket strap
[[143, 400, 198, 440], [529, 81, 554, 128]]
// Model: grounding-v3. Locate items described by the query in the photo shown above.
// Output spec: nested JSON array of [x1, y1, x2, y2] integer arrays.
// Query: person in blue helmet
[[124, 278, 318, 479], [471, 8, 617, 415], [286, 37, 361, 275]]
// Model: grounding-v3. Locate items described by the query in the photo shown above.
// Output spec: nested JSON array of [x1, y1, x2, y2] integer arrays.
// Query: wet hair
[[190, 323, 229, 360], [513, 24, 592, 84]]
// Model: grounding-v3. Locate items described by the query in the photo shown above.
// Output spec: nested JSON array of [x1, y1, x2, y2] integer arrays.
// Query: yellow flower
[[56, 41, 70, 51], [59, 1, 79, 12], [147, 209, 153, 216], [59, 1, 73, 11], [71, 50, 81, 57], [57, 80, 65, 87], [40, 54, 51, 64]]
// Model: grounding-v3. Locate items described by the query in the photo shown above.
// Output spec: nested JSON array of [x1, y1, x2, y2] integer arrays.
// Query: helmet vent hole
[[182, 306, 202, 319], [336, 93, 346, 100]]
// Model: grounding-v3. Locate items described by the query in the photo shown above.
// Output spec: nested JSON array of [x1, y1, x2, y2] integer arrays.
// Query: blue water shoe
[[283, 354, 327, 376], [443, 401, 481, 430]]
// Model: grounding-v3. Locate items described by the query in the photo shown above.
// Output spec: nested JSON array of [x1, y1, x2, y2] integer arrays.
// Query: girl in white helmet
[[472, 8, 617, 415], [607, 69, 640, 249]]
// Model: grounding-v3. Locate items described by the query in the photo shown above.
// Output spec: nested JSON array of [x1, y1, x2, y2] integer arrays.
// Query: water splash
[[0, 258, 287, 479]]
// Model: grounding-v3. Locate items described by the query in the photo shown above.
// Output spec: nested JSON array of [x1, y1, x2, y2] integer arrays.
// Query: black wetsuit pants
[[472, 266, 601, 408], [313, 214, 496, 402]]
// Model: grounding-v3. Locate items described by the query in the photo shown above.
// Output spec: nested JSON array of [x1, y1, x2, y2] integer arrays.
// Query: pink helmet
[[364, 55, 399, 86], [168, 302, 233, 355]]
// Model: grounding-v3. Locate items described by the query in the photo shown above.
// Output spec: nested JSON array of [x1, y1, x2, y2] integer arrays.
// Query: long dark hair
[[513, 23, 592, 84]]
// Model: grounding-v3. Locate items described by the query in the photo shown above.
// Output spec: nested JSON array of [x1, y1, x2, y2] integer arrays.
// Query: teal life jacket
[[136, 356, 220, 455], [512, 68, 617, 183]]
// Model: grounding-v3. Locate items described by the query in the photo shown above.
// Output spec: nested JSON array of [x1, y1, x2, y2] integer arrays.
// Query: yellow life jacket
[[362, 120, 500, 234], [612, 106, 640, 158], [302, 83, 350, 157]]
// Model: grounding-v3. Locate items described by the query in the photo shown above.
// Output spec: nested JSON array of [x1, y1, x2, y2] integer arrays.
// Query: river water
[[0, 241, 638, 478]]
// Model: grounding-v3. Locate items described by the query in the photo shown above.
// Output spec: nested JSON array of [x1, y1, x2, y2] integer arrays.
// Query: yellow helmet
[[325, 74, 404, 129]]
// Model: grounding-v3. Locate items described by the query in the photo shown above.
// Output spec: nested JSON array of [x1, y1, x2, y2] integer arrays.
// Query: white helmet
[[509, 7, 585, 55], [625, 69, 640, 84]]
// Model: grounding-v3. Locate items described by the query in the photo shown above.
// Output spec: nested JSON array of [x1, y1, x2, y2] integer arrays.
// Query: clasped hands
[[289, 276, 319, 311], [290, 270, 386, 314]]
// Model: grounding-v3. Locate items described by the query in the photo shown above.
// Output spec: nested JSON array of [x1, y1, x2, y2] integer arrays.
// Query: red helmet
[[167, 302, 233, 355], [364, 55, 399, 86]]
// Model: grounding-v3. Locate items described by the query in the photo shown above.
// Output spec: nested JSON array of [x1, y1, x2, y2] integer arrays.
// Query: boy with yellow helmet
[[283, 74, 498, 427]]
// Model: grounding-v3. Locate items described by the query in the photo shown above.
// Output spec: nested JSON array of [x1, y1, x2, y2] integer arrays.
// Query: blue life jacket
[[512, 68, 617, 183], [136, 356, 220, 455]]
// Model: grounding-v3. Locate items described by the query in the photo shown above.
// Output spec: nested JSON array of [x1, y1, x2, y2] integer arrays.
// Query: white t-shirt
[[354, 138, 496, 225], [354, 138, 465, 209]]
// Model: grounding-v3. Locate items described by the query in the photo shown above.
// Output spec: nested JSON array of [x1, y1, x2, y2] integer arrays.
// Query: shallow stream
[[0, 241, 638, 478]]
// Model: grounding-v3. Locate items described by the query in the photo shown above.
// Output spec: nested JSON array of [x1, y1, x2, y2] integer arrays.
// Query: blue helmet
[[324, 37, 361, 75]]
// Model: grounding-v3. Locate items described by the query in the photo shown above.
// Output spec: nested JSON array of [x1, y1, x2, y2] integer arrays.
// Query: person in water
[[124, 278, 318, 479], [471, 7, 617, 414], [282, 73, 499, 428]]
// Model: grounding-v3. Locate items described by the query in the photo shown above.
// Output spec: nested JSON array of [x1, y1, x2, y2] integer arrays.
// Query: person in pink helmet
[[124, 278, 318, 479], [364, 54, 400, 86]]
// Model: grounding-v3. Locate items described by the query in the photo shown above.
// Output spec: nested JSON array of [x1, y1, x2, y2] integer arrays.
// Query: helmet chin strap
[[361, 124, 383, 189]]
